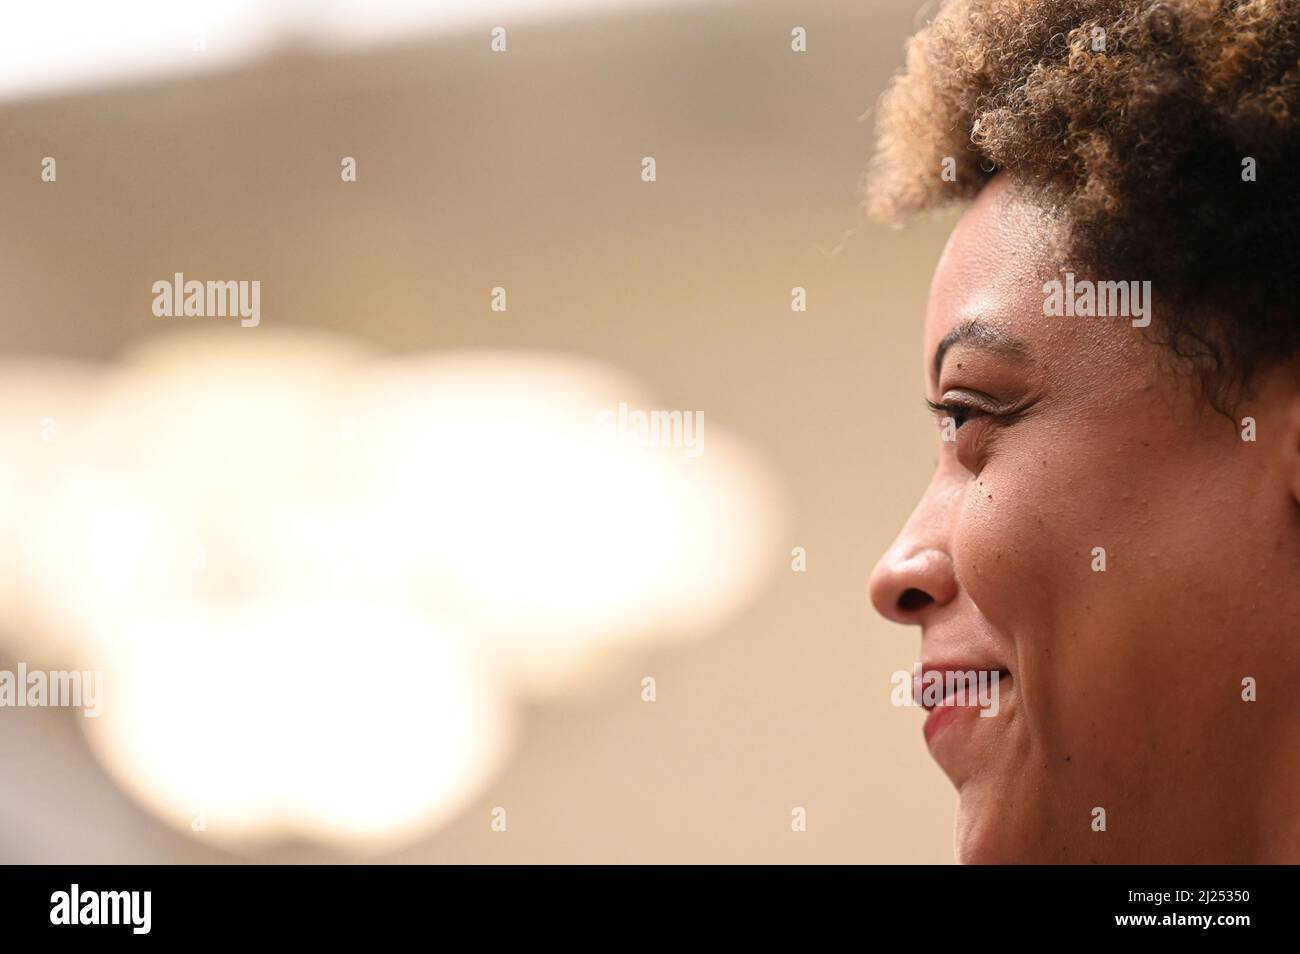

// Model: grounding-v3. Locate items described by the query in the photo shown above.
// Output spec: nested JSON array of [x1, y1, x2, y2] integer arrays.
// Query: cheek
[[948, 409, 1254, 781], [951, 447, 1091, 638], [948, 434, 1155, 754]]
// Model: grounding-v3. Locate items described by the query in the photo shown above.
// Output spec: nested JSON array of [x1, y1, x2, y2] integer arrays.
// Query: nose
[[869, 493, 958, 625]]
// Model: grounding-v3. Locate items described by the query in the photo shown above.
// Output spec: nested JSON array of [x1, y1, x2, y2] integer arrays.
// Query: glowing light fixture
[[5, 330, 778, 851]]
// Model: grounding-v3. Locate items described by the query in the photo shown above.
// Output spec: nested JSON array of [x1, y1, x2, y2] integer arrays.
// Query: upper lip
[[914, 659, 1012, 711]]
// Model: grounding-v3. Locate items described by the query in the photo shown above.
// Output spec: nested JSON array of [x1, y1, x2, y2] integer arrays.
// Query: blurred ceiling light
[[0, 359, 105, 665], [81, 602, 507, 852], [1, 0, 701, 101], [7, 330, 779, 850], [17, 332, 377, 655], [335, 353, 780, 696]]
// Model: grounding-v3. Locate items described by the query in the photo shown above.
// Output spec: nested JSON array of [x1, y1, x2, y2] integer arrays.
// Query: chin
[[952, 799, 1005, 864], [952, 790, 1041, 865]]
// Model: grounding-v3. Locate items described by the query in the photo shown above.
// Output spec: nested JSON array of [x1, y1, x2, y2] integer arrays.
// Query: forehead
[[925, 176, 1053, 358], [923, 176, 1143, 384], [925, 179, 1159, 395]]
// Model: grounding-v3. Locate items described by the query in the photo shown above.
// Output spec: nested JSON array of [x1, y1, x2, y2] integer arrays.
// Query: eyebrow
[[931, 319, 1029, 384]]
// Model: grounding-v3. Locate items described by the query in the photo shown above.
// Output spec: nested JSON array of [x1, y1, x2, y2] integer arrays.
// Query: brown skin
[[869, 174, 1300, 863]]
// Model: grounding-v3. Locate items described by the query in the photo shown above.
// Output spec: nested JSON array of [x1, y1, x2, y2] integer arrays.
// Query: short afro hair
[[866, 0, 1300, 408]]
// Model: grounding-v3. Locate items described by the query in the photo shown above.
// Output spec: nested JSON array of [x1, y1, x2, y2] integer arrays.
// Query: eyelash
[[925, 398, 987, 430]]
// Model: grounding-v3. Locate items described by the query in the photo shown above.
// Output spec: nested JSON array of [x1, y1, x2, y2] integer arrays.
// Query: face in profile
[[868, 174, 1300, 863]]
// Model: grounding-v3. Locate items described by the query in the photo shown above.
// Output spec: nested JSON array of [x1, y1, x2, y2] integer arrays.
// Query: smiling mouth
[[918, 666, 1012, 711], [918, 666, 1012, 748]]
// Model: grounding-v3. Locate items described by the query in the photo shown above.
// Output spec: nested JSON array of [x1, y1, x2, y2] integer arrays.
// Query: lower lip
[[922, 700, 984, 745], [921, 674, 1011, 746]]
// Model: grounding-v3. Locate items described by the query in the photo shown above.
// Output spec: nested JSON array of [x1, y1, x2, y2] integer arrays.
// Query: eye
[[925, 398, 987, 430]]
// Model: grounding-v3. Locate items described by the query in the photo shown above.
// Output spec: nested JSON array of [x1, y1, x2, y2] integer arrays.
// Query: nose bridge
[[870, 466, 960, 622]]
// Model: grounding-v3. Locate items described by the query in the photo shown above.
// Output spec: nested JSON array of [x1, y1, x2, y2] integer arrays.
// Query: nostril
[[897, 588, 934, 613]]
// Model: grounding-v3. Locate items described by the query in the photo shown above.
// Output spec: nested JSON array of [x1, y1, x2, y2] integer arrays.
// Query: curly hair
[[866, 0, 1300, 408]]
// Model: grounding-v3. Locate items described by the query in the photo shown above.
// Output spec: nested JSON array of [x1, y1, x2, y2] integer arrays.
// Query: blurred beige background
[[0, 0, 964, 862]]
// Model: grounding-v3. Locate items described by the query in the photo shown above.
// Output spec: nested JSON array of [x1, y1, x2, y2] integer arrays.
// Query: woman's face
[[869, 174, 1300, 863]]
